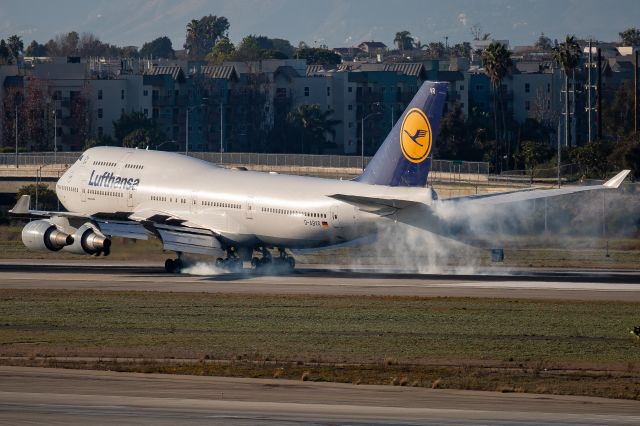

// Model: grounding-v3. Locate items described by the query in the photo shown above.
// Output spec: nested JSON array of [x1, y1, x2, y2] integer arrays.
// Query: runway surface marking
[[0, 261, 639, 300], [1, 366, 639, 425]]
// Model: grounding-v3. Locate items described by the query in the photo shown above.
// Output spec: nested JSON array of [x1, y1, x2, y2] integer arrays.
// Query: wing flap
[[154, 224, 223, 256]]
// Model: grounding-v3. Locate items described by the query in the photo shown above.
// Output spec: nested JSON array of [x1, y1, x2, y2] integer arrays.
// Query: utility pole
[[14, 103, 18, 168], [597, 48, 602, 139], [219, 100, 224, 163], [635, 49, 638, 134], [185, 107, 189, 155], [587, 39, 593, 142], [53, 109, 57, 165], [557, 119, 561, 188]]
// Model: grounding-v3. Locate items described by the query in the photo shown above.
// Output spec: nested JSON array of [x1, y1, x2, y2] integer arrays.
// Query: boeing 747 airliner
[[10, 82, 630, 272]]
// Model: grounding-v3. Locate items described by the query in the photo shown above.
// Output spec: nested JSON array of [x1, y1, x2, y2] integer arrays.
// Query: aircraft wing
[[9, 195, 224, 255], [327, 194, 421, 215], [441, 169, 630, 207]]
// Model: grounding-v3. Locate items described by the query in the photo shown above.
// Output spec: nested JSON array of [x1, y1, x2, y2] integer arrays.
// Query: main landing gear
[[215, 248, 243, 272], [252, 247, 295, 272], [165, 254, 184, 273]]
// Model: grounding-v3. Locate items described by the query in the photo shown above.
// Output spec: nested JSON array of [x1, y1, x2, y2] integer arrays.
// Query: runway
[[1, 366, 639, 425], [0, 260, 639, 300]]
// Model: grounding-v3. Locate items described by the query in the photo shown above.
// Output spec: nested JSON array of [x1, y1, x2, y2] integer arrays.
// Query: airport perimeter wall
[[0, 153, 490, 191]]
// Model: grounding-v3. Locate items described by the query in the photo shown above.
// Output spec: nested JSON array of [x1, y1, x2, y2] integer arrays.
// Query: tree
[[122, 128, 165, 148], [394, 31, 414, 51], [296, 48, 341, 65], [140, 36, 175, 59], [184, 15, 230, 59], [287, 104, 340, 153], [603, 82, 635, 138], [608, 137, 640, 179], [482, 41, 512, 171], [534, 32, 553, 51], [112, 111, 162, 145], [516, 141, 550, 182], [17, 184, 57, 211], [0, 40, 10, 64], [571, 139, 612, 179], [233, 35, 262, 61], [206, 37, 235, 64], [552, 35, 581, 148], [619, 27, 640, 46], [25, 40, 48, 56], [427, 42, 445, 58], [7, 35, 23, 61]]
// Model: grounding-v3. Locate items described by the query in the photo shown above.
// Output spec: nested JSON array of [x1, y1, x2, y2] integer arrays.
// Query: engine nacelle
[[22, 220, 74, 252], [64, 223, 111, 256]]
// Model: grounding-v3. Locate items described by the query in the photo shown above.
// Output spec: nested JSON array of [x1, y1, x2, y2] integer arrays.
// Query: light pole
[[14, 102, 18, 168], [219, 99, 224, 163], [53, 109, 57, 165], [361, 110, 382, 171]]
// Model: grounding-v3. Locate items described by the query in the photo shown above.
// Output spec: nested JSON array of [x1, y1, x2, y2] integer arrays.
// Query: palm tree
[[482, 42, 512, 171], [552, 35, 581, 148], [288, 104, 341, 153], [394, 31, 414, 52]]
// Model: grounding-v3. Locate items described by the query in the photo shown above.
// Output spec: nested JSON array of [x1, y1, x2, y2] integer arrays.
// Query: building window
[[98, 127, 103, 137], [475, 85, 482, 91], [153, 108, 159, 119], [525, 83, 530, 93], [143, 89, 148, 96], [97, 90, 103, 100], [327, 87, 331, 96], [348, 86, 353, 93], [121, 108, 125, 115], [348, 104, 353, 110], [459, 85, 464, 91], [525, 101, 530, 111], [547, 83, 551, 93], [121, 89, 125, 100], [304, 87, 309, 96], [144, 108, 148, 117], [97, 108, 103, 118]]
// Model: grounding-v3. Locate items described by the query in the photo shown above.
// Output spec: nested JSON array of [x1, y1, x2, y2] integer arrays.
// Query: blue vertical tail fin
[[356, 81, 448, 187]]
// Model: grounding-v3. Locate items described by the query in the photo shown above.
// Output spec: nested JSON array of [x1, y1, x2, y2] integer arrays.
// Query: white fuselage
[[55, 147, 433, 249]]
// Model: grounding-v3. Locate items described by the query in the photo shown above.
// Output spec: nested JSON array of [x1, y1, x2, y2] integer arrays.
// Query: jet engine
[[22, 220, 74, 252], [65, 223, 111, 256]]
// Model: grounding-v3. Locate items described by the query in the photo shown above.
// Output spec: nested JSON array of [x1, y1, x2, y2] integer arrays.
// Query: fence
[[0, 151, 490, 183], [497, 164, 583, 185]]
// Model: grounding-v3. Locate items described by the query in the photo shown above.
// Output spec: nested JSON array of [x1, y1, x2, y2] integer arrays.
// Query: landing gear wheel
[[165, 259, 175, 273], [287, 257, 295, 271], [164, 258, 183, 273]]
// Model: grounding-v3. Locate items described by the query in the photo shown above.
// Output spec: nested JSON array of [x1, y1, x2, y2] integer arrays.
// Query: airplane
[[9, 81, 630, 273]]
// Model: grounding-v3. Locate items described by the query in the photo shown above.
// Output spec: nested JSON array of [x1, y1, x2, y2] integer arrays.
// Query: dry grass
[[2, 289, 640, 400]]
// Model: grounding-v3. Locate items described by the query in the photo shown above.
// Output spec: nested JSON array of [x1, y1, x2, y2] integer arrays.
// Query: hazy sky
[[0, 0, 638, 50]]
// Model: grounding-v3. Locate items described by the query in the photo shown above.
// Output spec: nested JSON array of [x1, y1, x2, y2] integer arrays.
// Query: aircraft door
[[330, 205, 342, 227], [81, 184, 86, 202], [245, 197, 254, 219]]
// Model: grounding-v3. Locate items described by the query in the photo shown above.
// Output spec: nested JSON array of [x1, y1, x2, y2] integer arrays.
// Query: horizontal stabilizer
[[9, 195, 30, 215]]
